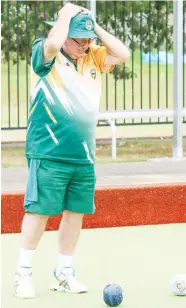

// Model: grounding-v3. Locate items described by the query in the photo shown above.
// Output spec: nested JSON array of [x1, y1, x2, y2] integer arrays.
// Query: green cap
[[45, 12, 97, 39]]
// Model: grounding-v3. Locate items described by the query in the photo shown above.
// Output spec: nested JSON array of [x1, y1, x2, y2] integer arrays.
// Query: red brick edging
[[1, 184, 186, 234]]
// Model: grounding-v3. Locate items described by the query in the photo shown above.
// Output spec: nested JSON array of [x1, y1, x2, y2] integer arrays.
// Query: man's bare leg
[[51, 211, 88, 293], [14, 213, 49, 298], [21, 213, 49, 249], [59, 211, 83, 253]]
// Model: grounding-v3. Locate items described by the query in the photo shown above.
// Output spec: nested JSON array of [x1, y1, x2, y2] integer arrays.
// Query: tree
[[1, 1, 62, 64], [1, 0, 184, 79], [95, 0, 175, 79]]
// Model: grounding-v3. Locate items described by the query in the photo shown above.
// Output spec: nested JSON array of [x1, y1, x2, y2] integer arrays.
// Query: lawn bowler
[[13, 3, 130, 298]]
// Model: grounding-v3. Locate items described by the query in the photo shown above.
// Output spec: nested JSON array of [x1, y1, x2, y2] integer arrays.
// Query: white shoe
[[13, 268, 35, 299], [50, 267, 88, 294]]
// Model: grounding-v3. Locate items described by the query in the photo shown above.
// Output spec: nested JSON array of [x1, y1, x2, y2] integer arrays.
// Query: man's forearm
[[94, 23, 130, 60], [45, 12, 71, 58]]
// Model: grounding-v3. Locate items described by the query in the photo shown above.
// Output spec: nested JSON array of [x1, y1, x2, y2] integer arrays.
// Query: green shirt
[[26, 38, 112, 164]]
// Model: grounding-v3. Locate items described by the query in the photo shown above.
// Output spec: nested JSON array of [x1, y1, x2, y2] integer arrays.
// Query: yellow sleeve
[[90, 45, 115, 73]]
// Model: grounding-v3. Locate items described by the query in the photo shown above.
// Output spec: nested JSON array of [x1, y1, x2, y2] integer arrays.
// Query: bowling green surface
[[2, 223, 186, 308]]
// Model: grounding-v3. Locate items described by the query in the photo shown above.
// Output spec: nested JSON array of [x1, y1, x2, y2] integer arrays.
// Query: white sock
[[18, 248, 35, 270], [57, 254, 73, 270]]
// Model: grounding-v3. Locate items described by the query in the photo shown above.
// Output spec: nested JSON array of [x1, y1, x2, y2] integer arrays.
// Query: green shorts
[[24, 159, 96, 216]]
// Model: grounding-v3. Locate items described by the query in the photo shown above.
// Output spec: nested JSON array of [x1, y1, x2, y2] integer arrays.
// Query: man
[[13, 3, 130, 298]]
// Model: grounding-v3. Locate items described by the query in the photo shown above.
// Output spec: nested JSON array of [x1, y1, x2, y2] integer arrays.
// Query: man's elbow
[[45, 39, 61, 55], [121, 49, 130, 62], [44, 39, 61, 62]]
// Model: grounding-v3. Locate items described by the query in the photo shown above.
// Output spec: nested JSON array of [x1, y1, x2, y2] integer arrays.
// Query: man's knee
[[62, 211, 84, 224]]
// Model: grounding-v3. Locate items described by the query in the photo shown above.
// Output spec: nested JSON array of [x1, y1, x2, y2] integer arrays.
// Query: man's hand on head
[[58, 3, 87, 20], [44, 3, 84, 63], [79, 8, 95, 22], [44, 3, 96, 63]]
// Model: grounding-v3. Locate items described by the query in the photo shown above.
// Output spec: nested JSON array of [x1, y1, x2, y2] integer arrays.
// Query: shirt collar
[[60, 48, 90, 65]]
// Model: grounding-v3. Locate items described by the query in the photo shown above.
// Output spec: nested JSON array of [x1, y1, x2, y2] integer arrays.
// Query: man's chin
[[72, 52, 86, 59]]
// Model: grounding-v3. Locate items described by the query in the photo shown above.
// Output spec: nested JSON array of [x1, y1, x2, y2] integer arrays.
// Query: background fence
[[1, 0, 186, 130]]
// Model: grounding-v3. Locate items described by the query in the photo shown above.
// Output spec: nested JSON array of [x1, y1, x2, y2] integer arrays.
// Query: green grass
[[100, 51, 175, 118], [1, 61, 31, 128], [2, 225, 186, 308], [2, 50, 183, 128], [2, 140, 186, 167]]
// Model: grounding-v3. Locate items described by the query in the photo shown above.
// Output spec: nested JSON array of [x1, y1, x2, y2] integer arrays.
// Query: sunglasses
[[71, 38, 94, 47]]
